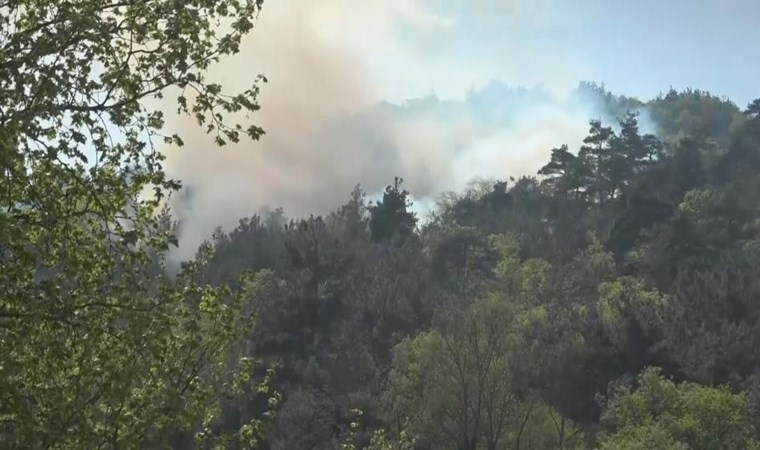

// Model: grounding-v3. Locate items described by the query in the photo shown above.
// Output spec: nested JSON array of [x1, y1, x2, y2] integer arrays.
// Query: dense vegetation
[[191, 90, 760, 449], [3, 1, 760, 449], [0, 1, 274, 448]]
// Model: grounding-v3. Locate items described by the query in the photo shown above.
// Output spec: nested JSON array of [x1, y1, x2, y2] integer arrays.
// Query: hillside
[[188, 88, 760, 449], [4, 2, 759, 448]]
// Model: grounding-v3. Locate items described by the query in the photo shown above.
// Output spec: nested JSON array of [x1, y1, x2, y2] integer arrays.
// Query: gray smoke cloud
[[159, 0, 623, 261]]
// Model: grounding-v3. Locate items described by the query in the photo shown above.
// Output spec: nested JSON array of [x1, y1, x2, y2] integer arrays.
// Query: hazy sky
[[556, 0, 758, 107], [163, 0, 759, 258], [361, 0, 758, 106]]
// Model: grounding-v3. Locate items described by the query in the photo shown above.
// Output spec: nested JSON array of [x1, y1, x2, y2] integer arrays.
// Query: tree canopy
[[0, 0, 274, 448], [3, 2, 760, 448], [171, 88, 760, 449]]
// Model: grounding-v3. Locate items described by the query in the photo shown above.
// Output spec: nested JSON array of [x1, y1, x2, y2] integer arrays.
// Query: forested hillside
[[186, 89, 760, 449], [2, 1, 760, 449]]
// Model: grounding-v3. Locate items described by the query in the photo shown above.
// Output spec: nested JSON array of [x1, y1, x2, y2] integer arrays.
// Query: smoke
[[160, 0, 609, 261]]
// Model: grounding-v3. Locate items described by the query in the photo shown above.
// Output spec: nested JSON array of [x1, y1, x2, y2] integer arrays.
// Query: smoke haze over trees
[[3, 0, 760, 449], [160, 0, 759, 261], [181, 85, 760, 449]]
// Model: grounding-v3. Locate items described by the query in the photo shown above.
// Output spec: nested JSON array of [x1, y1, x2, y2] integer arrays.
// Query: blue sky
[[565, 0, 758, 106], [362, 0, 758, 106]]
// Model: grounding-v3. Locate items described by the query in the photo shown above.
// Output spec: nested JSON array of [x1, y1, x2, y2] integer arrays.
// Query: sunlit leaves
[[0, 0, 270, 447], [599, 367, 759, 449]]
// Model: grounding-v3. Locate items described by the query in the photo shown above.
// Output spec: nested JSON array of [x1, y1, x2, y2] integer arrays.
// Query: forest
[[3, 1, 760, 449]]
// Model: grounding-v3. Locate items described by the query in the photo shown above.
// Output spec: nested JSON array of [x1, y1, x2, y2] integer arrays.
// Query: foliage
[[369, 177, 417, 243], [188, 90, 760, 448], [0, 0, 272, 447], [387, 235, 557, 449], [341, 409, 417, 450], [599, 367, 759, 449], [5, 12, 760, 445]]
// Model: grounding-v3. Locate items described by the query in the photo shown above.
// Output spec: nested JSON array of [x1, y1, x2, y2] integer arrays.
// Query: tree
[[647, 88, 743, 149], [389, 300, 518, 450], [538, 145, 588, 200], [427, 224, 498, 298], [534, 238, 673, 429], [268, 387, 338, 450], [341, 409, 417, 450], [578, 120, 616, 204], [599, 367, 759, 449], [617, 112, 662, 164], [369, 177, 417, 243], [0, 0, 271, 447], [388, 235, 559, 450]]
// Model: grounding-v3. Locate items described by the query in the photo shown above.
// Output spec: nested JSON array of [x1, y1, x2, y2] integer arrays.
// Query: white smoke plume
[[160, 0, 613, 261]]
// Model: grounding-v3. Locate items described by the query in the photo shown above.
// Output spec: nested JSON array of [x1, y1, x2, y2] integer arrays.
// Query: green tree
[[341, 409, 417, 450], [369, 177, 417, 243], [0, 0, 271, 447], [535, 239, 673, 427], [388, 235, 563, 450], [538, 145, 589, 201], [647, 88, 743, 150], [599, 367, 759, 449], [389, 300, 518, 450], [578, 120, 616, 204]]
